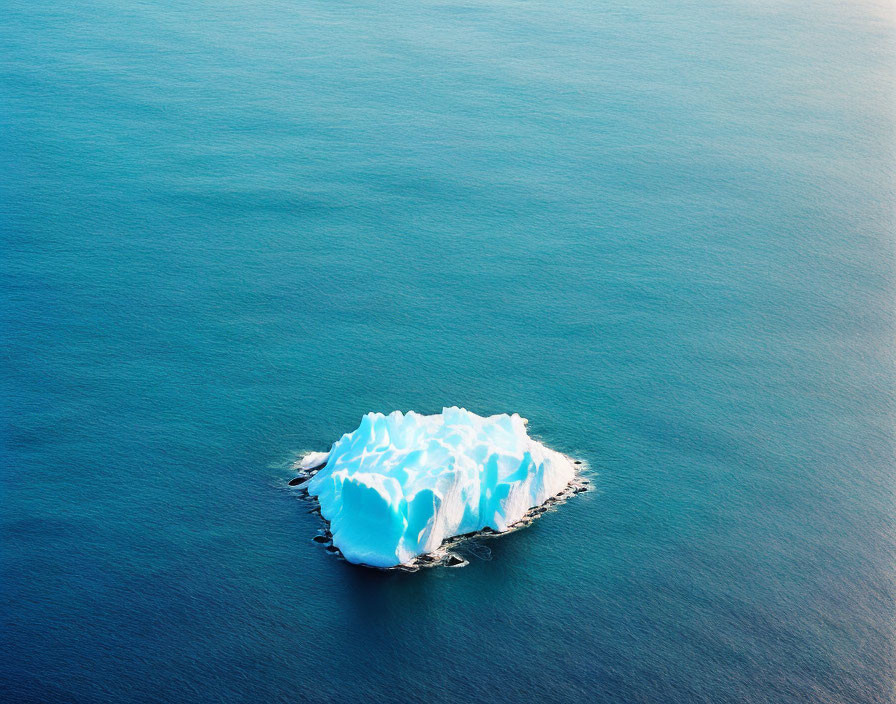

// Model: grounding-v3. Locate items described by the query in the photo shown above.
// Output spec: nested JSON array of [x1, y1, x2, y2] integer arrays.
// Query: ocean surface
[[2, 1, 895, 702]]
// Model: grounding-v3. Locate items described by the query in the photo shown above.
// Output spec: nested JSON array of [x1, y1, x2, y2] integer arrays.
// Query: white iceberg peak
[[302, 407, 576, 567]]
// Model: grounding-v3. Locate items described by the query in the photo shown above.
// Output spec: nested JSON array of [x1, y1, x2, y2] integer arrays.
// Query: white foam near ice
[[299, 407, 577, 567]]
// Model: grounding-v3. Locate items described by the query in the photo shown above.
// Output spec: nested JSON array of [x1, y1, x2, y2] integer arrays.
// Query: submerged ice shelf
[[292, 407, 581, 568]]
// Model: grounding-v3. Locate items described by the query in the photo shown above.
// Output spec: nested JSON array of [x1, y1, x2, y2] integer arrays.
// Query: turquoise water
[[2, 0, 895, 701]]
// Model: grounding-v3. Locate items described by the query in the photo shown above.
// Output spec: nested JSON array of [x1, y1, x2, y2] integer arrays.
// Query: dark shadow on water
[[337, 557, 439, 626]]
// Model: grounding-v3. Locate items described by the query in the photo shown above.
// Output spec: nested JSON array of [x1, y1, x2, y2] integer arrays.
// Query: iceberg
[[294, 407, 578, 568]]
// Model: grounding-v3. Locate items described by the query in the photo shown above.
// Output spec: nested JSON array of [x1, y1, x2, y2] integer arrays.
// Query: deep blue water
[[2, 1, 895, 702]]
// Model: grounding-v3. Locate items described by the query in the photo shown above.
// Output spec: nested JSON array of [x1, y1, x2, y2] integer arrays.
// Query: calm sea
[[2, 0, 894, 702]]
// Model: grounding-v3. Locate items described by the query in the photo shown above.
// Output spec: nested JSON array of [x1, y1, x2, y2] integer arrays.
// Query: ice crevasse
[[298, 407, 576, 567]]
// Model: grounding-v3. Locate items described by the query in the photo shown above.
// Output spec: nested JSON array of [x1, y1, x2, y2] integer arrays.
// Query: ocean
[[2, 0, 894, 702]]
